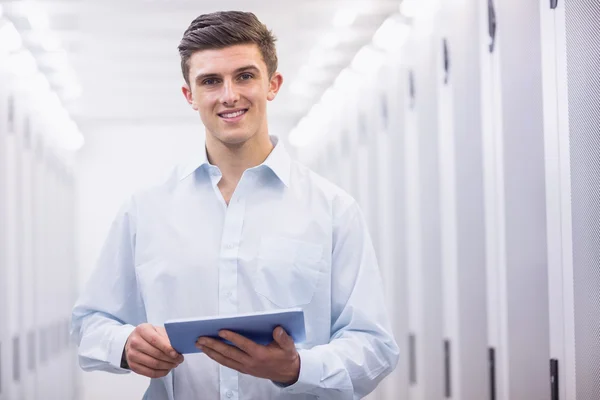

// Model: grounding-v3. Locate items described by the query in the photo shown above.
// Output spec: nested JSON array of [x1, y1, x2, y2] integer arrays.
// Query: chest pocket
[[253, 236, 324, 308]]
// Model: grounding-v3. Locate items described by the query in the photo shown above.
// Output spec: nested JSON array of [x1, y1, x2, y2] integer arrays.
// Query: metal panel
[[479, 0, 506, 396], [372, 58, 408, 400], [564, 1, 600, 399], [355, 112, 372, 239], [540, 1, 574, 399], [404, 63, 424, 400], [17, 114, 36, 400], [415, 23, 444, 400], [0, 61, 9, 400], [5, 91, 24, 400], [438, 0, 489, 399], [404, 16, 445, 399], [496, 0, 552, 399]]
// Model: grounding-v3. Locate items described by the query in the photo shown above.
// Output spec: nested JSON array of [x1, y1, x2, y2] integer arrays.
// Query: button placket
[[218, 190, 245, 399]]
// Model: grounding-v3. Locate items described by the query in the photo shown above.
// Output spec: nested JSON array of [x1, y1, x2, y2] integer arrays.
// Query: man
[[71, 10, 399, 400]]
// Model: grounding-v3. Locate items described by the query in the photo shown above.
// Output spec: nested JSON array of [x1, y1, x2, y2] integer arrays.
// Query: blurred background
[[1, 0, 599, 399]]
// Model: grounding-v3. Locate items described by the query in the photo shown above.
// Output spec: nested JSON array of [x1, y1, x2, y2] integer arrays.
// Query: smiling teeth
[[222, 110, 245, 118]]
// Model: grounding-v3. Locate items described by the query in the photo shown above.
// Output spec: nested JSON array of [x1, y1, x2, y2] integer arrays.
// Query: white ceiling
[[3, 0, 401, 140]]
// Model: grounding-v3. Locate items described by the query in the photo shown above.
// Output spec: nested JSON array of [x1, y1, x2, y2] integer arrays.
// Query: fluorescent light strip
[[290, 14, 412, 148]]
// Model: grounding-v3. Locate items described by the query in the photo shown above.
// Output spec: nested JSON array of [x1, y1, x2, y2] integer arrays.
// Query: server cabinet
[[401, 16, 445, 399], [360, 72, 383, 260], [540, 2, 573, 399], [17, 111, 35, 400], [32, 137, 47, 400], [354, 98, 375, 250], [4, 88, 24, 400], [0, 61, 10, 400], [480, 0, 551, 399], [564, 2, 600, 398], [336, 116, 355, 197], [375, 52, 409, 400], [338, 91, 360, 200], [436, 1, 489, 399], [542, 1, 600, 399], [47, 156, 61, 398]]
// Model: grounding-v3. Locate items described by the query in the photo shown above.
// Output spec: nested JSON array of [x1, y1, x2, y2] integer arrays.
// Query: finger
[[218, 330, 260, 355], [128, 349, 180, 371], [130, 334, 184, 364], [139, 325, 179, 359], [273, 326, 295, 350], [197, 337, 251, 365], [129, 361, 171, 379], [155, 326, 171, 342], [200, 344, 246, 373]]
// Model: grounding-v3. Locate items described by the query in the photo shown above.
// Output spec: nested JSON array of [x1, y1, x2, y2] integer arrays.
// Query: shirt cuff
[[278, 348, 323, 395], [107, 324, 136, 370]]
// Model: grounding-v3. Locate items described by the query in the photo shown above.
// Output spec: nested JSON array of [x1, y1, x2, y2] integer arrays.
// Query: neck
[[205, 132, 274, 184]]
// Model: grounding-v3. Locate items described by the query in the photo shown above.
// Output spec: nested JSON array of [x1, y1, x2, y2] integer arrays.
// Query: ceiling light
[[61, 84, 83, 101], [290, 80, 315, 97], [42, 35, 62, 52], [8, 50, 38, 77], [32, 72, 51, 91], [0, 21, 23, 54], [373, 17, 411, 52], [321, 87, 341, 107], [351, 45, 385, 74], [321, 31, 343, 48], [334, 68, 359, 92], [289, 116, 314, 147], [333, 9, 358, 28], [57, 120, 85, 151], [399, 0, 418, 18], [26, 5, 50, 30], [399, 0, 439, 19]]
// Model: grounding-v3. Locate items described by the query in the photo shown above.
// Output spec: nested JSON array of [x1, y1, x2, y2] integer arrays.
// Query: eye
[[202, 78, 219, 86], [239, 73, 253, 81]]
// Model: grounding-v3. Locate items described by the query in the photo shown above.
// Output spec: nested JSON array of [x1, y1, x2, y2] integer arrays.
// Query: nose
[[220, 79, 240, 106]]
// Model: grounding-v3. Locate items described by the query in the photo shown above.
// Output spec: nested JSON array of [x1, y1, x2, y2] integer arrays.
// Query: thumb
[[273, 327, 294, 349]]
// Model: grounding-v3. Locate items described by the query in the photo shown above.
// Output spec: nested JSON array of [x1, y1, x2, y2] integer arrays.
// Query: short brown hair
[[178, 11, 278, 86]]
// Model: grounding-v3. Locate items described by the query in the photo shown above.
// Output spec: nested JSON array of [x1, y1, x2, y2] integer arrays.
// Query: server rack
[[434, 0, 491, 399], [0, 61, 10, 400], [542, 1, 600, 399], [480, 0, 552, 399]]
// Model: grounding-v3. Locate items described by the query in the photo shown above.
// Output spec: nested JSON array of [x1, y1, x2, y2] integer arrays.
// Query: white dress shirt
[[71, 136, 399, 400]]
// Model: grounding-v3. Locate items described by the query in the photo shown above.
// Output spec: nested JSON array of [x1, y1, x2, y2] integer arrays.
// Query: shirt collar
[[179, 135, 291, 187]]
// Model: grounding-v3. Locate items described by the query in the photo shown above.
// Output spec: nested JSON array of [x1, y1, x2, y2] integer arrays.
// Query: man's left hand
[[196, 326, 300, 385]]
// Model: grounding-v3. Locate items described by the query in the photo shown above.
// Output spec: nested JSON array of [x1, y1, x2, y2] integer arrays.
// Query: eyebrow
[[194, 65, 261, 84]]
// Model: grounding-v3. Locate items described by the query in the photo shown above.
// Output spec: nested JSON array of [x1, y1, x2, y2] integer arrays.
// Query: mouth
[[218, 108, 248, 122]]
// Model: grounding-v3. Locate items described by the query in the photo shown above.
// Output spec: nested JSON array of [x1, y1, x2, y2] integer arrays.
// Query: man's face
[[182, 44, 283, 146]]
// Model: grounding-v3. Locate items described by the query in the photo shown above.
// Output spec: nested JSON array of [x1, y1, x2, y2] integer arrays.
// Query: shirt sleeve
[[70, 197, 146, 374], [277, 199, 400, 399]]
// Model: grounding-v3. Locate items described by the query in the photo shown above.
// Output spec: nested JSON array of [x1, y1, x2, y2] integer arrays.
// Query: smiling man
[[71, 11, 399, 400]]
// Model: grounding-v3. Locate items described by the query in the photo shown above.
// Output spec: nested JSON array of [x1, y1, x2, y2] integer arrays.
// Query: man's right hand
[[124, 324, 184, 378]]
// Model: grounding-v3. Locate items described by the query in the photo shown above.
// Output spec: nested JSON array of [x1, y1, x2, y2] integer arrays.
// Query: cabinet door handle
[[409, 334, 417, 384], [489, 347, 496, 400], [488, 0, 497, 53], [550, 359, 559, 400], [444, 340, 452, 397]]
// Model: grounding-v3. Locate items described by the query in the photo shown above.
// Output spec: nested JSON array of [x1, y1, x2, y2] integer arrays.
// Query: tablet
[[164, 308, 306, 354]]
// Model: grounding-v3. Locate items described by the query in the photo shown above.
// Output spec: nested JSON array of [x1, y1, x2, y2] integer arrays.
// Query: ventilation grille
[[565, 1, 600, 399]]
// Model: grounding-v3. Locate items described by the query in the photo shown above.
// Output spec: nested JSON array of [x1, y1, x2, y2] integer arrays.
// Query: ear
[[267, 72, 283, 102], [182, 84, 198, 111]]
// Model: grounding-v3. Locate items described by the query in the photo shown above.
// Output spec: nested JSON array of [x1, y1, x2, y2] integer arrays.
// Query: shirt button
[[226, 390, 233, 398], [225, 243, 235, 249]]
